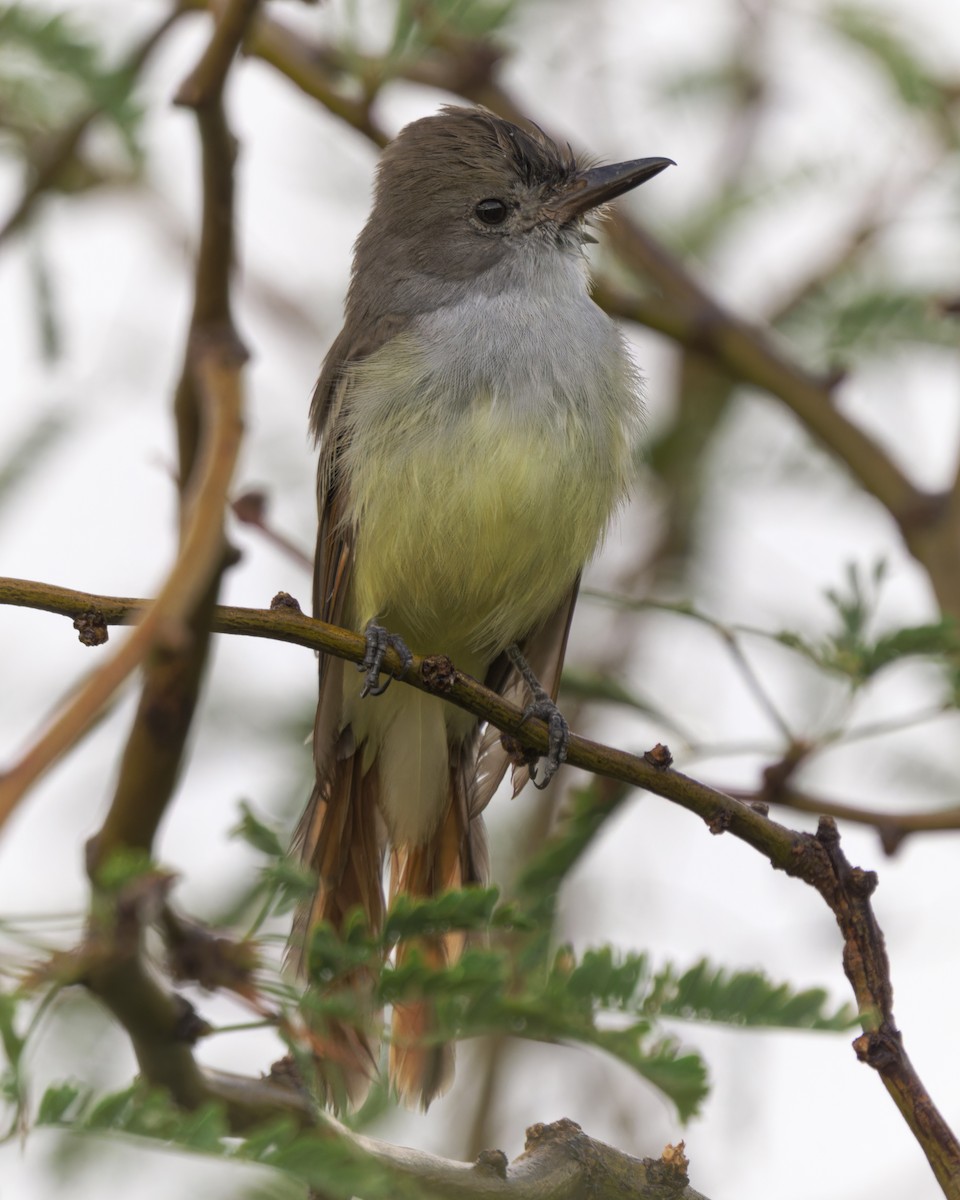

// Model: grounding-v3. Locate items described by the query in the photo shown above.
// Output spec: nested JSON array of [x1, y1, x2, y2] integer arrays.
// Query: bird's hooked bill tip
[[550, 156, 675, 222]]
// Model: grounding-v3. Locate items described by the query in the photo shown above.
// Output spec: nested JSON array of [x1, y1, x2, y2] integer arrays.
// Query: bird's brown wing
[[290, 312, 413, 964], [289, 313, 419, 1109]]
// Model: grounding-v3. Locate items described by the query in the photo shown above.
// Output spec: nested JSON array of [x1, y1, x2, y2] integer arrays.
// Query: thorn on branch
[[524, 1117, 583, 1152], [853, 1026, 903, 1071]]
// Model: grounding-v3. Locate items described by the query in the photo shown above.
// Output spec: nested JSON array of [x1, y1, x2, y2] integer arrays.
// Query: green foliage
[[0, 4, 143, 163], [588, 565, 960, 724], [382, 885, 503, 941], [36, 1081, 416, 1198], [388, 0, 516, 49], [339, 0, 515, 80], [295, 820, 855, 1124], [0, 991, 26, 1140], [782, 282, 960, 361], [775, 562, 960, 688], [230, 803, 315, 930], [647, 959, 857, 1030], [232, 802, 286, 859], [829, 6, 948, 117]]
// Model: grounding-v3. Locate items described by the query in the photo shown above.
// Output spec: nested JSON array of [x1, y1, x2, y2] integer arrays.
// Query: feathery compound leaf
[[773, 563, 960, 687], [783, 283, 960, 361], [382, 886, 501, 942], [0, 4, 143, 159], [647, 959, 857, 1030]]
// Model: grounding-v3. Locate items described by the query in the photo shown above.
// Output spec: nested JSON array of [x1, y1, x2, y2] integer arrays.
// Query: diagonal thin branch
[[0, 352, 243, 834]]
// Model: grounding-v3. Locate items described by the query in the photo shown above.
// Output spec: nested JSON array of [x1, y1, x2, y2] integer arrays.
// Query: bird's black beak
[[548, 156, 675, 224]]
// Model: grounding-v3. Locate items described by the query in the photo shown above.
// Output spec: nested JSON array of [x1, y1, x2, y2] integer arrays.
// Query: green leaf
[[258, 859, 316, 917], [382, 887, 500, 943], [626, 1041, 709, 1122], [772, 562, 960, 687], [565, 946, 649, 1010], [231, 802, 284, 859], [0, 991, 25, 1071], [36, 1081, 84, 1125], [647, 959, 857, 1030], [84, 1085, 138, 1131], [168, 1102, 230, 1151]]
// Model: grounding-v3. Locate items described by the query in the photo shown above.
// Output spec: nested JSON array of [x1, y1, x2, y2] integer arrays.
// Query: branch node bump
[[73, 610, 109, 646], [643, 742, 674, 769], [270, 591, 302, 612], [421, 654, 456, 693], [474, 1148, 508, 1178]]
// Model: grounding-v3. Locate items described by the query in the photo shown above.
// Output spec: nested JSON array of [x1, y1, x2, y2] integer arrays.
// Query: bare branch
[[0, 349, 243, 834], [174, 0, 261, 109], [728, 783, 960, 856]]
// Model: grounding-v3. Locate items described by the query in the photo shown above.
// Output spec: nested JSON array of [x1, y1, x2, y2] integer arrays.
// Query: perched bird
[[291, 105, 671, 1109]]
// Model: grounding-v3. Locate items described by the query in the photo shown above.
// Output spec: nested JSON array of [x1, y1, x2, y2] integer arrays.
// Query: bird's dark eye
[[474, 198, 509, 225]]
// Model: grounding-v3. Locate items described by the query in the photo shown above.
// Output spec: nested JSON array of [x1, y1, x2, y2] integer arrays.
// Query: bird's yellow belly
[[347, 399, 625, 668]]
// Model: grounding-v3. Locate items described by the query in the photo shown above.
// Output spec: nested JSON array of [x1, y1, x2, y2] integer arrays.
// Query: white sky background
[[2, 0, 960, 1197]]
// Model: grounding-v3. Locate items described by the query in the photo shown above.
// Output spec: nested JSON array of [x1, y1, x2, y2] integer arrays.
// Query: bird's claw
[[519, 694, 569, 789], [359, 622, 413, 697], [507, 644, 569, 790]]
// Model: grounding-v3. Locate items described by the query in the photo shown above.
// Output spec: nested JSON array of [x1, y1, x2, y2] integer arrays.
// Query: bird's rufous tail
[[290, 737, 385, 1110], [388, 754, 483, 1108]]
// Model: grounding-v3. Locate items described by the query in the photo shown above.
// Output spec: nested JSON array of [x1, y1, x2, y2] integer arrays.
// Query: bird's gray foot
[[507, 644, 569, 789], [360, 621, 413, 697]]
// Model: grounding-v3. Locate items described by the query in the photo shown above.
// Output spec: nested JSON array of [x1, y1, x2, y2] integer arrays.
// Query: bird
[[290, 105, 671, 1110]]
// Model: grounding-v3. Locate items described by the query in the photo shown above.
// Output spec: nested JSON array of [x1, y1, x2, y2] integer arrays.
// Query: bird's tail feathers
[[388, 750, 486, 1109], [290, 736, 385, 1110]]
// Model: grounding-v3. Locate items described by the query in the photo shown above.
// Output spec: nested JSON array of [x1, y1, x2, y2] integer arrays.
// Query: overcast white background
[[2, 1, 960, 1197]]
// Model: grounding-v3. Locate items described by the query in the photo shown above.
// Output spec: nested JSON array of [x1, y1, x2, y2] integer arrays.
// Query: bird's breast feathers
[[337, 294, 641, 662]]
